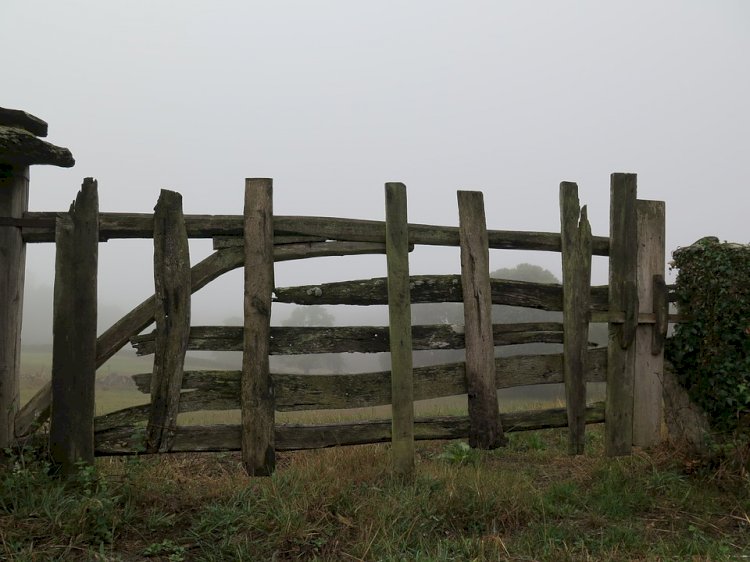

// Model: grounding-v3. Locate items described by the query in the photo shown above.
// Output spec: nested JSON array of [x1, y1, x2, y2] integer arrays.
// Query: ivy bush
[[666, 237, 750, 432]]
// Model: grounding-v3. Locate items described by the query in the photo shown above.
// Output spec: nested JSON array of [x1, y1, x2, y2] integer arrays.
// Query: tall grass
[[2, 426, 749, 561]]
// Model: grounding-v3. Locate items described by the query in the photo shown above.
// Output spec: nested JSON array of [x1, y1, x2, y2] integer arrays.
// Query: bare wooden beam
[[241, 178, 275, 476], [126, 347, 608, 416], [0, 165, 28, 448], [145, 190, 191, 453], [385, 182, 415, 478], [21, 211, 611, 255], [130, 322, 566, 355], [94, 403, 607, 455], [559, 182, 592, 455], [633, 200, 666, 448], [274, 275, 610, 311], [49, 178, 98, 476], [605, 173, 638, 457], [458, 190, 504, 449]]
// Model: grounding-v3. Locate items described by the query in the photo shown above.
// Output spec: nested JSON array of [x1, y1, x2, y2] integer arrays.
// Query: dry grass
[[2, 425, 749, 561]]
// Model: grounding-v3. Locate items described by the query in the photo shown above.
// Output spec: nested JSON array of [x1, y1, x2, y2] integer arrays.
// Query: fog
[[4, 1, 748, 340]]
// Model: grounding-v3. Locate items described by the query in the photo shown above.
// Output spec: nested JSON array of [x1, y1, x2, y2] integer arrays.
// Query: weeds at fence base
[[2, 427, 749, 561]]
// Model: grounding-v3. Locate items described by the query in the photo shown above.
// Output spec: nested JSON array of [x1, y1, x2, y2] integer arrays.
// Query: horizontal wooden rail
[[130, 322, 567, 355], [20, 212, 610, 254], [274, 275, 610, 311], [94, 402, 606, 454], [97, 348, 607, 430]]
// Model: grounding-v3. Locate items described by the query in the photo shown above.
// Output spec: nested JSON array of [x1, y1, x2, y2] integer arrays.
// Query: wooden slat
[[127, 347, 608, 414], [0, 164, 28, 448], [49, 178, 98, 476], [385, 182, 415, 478], [274, 275, 610, 310], [633, 200, 665, 447], [145, 190, 191, 453], [458, 191, 504, 449], [559, 182, 592, 455], [22, 211, 611, 255], [605, 173, 638, 456], [94, 402, 607, 455], [242, 178, 275, 476], [130, 322, 565, 355]]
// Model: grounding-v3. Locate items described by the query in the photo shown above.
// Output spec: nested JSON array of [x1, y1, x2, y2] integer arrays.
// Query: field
[[6, 349, 750, 560]]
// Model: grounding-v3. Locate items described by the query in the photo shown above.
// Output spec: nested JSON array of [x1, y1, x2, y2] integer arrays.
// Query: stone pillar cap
[[0, 106, 74, 168]]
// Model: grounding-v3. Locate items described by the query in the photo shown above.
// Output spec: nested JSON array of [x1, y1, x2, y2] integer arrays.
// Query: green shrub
[[666, 237, 750, 432]]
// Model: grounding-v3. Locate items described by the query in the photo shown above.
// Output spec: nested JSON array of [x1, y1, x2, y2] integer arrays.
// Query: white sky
[[4, 1, 749, 329]]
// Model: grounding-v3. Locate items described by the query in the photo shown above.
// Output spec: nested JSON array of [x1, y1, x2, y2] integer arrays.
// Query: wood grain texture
[[49, 178, 98, 475], [0, 165, 28, 448], [22, 211, 610, 255], [458, 191, 504, 449], [633, 200, 665, 447], [146, 190, 191, 453], [606, 173, 638, 456], [274, 275, 609, 310], [385, 182, 415, 477], [94, 402, 607, 455], [559, 183, 592, 454], [242, 178, 275, 476], [124, 348, 607, 416], [131, 322, 565, 355]]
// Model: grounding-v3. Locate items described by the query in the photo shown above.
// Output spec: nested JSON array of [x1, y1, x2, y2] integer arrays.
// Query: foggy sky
[[4, 1, 749, 334]]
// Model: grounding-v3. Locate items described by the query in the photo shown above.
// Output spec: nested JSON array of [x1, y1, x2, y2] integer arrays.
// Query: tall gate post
[[385, 182, 415, 478], [49, 179, 98, 475], [0, 108, 73, 449], [242, 178, 275, 476], [633, 200, 666, 447], [458, 190, 505, 449], [559, 182, 593, 455], [606, 173, 639, 456]]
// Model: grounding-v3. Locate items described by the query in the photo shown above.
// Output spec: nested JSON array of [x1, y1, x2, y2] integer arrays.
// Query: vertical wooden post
[[458, 190, 505, 449], [559, 182, 592, 455], [242, 178, 275, 476], [633, 200, 665, 447], [385, 182, 415, 478], [49, 178, 98, 475], [0, 165, 28, 449], [146, 190, 191, 453], [605, 173, 639, 457]]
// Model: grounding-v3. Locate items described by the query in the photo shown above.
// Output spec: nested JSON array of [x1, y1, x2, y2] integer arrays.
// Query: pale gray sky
[[4, 1, 749, 331]]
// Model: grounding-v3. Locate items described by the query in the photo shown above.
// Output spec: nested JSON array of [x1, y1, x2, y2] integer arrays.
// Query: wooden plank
[[605, 173, 639, 456], [214, 234, 326, 248], [385, 182, 415, 478], [652, 274, 668, 354], [93, 402, 607, 455], [145, 190, 191, 453], [0, 165, 28, 448], [559, 182, 592, 455], [128, 347, 608, 414], [458, 191, 504, 449], [633, 200, 665, 447], [242, 178, 275, 476], [131, 322, 566, 355], [22, 211, 611, 255], [49, 178, 98, 476], [274, 275, 609, 310]]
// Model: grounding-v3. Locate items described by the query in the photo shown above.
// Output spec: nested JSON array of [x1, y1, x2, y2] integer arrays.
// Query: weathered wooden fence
[[4, 166, 672, 477]]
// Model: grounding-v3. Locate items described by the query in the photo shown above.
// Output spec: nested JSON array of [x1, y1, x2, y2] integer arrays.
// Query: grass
[[2, 426, 749, 561]]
